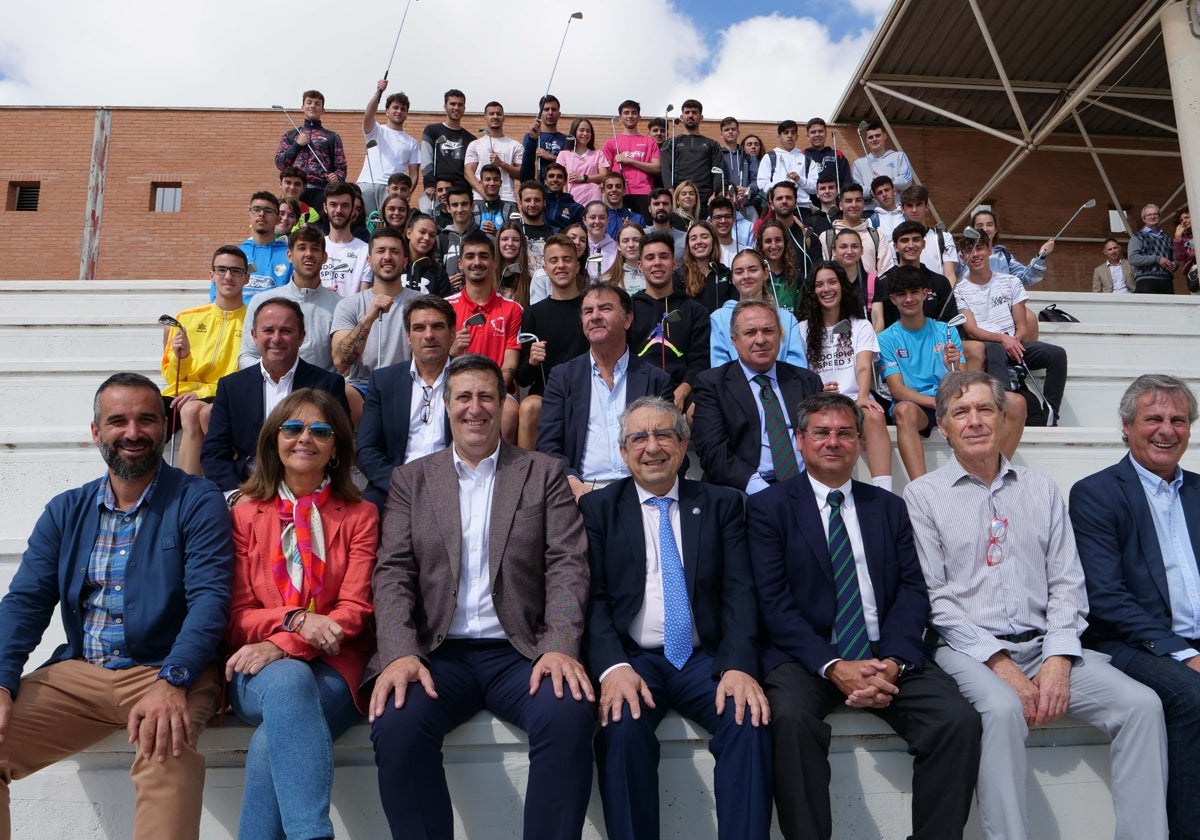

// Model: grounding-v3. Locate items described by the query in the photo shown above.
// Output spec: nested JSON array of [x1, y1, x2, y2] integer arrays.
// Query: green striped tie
[[828, 489, 871, 661], [752, 375, 800, 482]]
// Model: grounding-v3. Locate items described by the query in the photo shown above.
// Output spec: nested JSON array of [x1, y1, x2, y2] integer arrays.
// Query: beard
[[99, 433, 166, 481]]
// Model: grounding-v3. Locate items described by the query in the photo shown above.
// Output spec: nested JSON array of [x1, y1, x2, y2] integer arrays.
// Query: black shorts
[[161, 394, 214, 434], [887, 400, 937, 438]]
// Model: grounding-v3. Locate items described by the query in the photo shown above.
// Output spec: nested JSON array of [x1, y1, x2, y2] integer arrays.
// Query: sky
[[0, 0, 890, 121]]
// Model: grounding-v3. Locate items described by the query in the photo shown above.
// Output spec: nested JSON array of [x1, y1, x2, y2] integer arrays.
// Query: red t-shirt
[[447, 288, 523, 367]]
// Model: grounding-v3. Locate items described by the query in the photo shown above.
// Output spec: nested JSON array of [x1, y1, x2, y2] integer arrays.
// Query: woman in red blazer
[[224, 388, 378, 840]]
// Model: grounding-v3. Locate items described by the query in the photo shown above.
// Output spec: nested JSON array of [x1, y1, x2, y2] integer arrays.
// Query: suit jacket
[[356, 360, 451, 509], [580, 478, 759, 679], [366, 443, 589, 680], [228, 494, 378, 711], [537, 352, 674, 479], [201, 359, 350, 492], [746, 476, 929, 677], [1092, 259, 1134, 293], [0, 465, 232, 696], [1069, 454, 1200, 669], [691, 360, 823, 491]]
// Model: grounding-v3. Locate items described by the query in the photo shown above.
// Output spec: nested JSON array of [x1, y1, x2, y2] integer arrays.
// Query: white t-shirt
[[321, 237, 374, 297], [798, 317, 878, 398], [921, 229, 956, 275], [357, 124, 420, 183], [954, 272, 1026, 335], [464, 135, 525, 202]]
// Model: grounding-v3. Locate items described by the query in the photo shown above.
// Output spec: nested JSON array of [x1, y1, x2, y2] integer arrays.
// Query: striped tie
[[753, 375, 800, 481], [828, 489, 871, 661]]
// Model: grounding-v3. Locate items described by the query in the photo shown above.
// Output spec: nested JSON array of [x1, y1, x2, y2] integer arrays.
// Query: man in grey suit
[[1092, 238, 1134, 293], [366, 353, 595, 840]]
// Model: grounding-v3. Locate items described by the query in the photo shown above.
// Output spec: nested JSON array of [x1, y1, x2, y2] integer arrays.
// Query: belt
[[996, 630, 1045, 644]]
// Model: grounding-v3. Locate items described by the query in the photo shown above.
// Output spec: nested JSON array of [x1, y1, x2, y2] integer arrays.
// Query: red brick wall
[[0, 107, 1183, 292]]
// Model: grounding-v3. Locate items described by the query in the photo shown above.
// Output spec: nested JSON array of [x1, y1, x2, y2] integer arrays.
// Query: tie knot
[[651, 497, 672, 515], [827, 489, 844, 509], [752, 374, 771, 389]]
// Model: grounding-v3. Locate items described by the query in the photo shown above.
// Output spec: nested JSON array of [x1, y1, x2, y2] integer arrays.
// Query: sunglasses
[[986, 516, 1008, 566], [279, 420, 334, 440]]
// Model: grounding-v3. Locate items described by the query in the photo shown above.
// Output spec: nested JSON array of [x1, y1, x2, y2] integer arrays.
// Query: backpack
[[1037, 304, 1080, 323]]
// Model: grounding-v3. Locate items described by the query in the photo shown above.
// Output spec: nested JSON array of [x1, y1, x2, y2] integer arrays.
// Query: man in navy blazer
[[356, 295, 455, 510], [692, 300, 823, 493], [1070, 373, 1200, 837], [0, 373, 232, 837], [747, 392, 979, 840], [537, 283, 673, 500], [201, 297, 349, 492], [581, 395, 772, 840]]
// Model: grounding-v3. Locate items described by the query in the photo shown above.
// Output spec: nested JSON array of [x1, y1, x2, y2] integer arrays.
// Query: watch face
[[166, 665, 190, 685]]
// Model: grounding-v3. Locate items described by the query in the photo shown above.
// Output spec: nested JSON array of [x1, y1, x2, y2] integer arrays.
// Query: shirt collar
[[260, 356, 300, 385], [739, 360, 778, 384], [807, 472, 854, 509], [634, 477, 680, 506], [411, 359, 450, 389], [452, 441, 502, 478], [1129, 452, 1182, 494], [945, 452, 1017, 488], [97, 465, 162, 515], [591, 349, 630, 376]]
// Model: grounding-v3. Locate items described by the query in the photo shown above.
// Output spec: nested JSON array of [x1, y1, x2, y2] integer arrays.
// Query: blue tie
[[652, 497, 693, 669], [828, 489, 871, 661]]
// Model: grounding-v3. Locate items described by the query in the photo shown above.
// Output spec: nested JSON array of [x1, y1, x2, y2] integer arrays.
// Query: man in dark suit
[[538, 283, 673, 501], [1070, 373, 1200, 837], [747, 392, 980, 840], [356, 294, 454, 509], [367, 354, 595, 840], [201, 297, 349, 492], [692, 299, 823, 493], [581, 395, 772, 840]]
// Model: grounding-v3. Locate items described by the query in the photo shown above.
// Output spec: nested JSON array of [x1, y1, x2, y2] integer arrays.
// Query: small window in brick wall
[[152, 182, 182, 212], [6, 182, 40, 211]]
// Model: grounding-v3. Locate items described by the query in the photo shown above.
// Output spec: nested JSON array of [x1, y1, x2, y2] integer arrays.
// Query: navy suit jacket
[[691, 360, 823, 491], [537, 352, 674, 479], [201, 359, 350, 491], [356, 360, 451, 509], [1070, 454, 1200, 669], [580, 478, 759, 679], [746, 476, 929, 677]]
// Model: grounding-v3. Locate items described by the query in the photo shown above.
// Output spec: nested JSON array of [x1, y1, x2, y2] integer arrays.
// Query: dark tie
[[651, 497, 692, 670], [828, 489, 871, 661], [752, 374, 800, 481]]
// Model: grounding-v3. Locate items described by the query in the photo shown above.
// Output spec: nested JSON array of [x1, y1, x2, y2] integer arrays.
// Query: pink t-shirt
[[601, 134, 661, 196], [557, 148, 605, 206]]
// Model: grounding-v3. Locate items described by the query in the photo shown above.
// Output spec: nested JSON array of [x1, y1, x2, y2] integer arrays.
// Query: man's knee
[[892, 401, 927, 431]]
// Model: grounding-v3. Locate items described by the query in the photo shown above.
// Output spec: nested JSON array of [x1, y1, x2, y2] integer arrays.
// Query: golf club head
[[662, 310, 682, 325], [509, 212, 523, 222], [946, 314, 968, 328], [586, 253, 604, 266], [666, 104, 675, 114], [477, 128, 487, 135], [157, 314, 184, 331], [710, 167, 724, 175], [366, 138, 378, 150], [271, 104, 284, 111], [409, 255, 432, 269], [831, 318, 852, 336], [517, 332, 540, 344], [1082, 198, 1097, 209], [708, 261, 721, 274], [463, 313, 487, 327], [502, 263, 523, 278], [963, 226, 981, 243], [570, 11, 583, 19], [858, 120, 869, 131]]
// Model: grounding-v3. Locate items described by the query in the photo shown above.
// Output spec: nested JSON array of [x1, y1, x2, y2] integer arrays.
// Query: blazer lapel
[[723, 365, 759, 435], [1180, 470, 1200, 578], [426, 450, 464, 589], [792, 478, 834, 585], [488, 444, 529, 585], [617, 482, 649, 607], [678, 481, 702, 597], [1118, 455, 1172, 604], [251, 501, 284, 608]]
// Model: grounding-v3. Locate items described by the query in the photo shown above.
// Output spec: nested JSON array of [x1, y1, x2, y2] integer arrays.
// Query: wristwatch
[[158, 664, 193, 688], [886, 657, 911, 678]]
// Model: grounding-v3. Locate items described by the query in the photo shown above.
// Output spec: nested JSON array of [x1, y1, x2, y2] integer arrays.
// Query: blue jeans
[[1120, 649, 1200, 839], [229, 658, 362, 840]]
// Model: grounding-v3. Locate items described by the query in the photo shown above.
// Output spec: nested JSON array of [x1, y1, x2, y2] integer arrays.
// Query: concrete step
[[1027, 289, 1200, 329], [0, 321, 164, 365], [1035, 322, 1192, 373], [0, 280, 209, 321]]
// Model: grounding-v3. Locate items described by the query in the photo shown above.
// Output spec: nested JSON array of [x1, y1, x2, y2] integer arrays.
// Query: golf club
[[406, 254, 433, 291], [830, 130, 841, 197], [610, 116, 621, 174], [517, 331, 546, 388], [856, 120, 869, 157], [668, 106, 677, 187], [544, 12, 583, 101], [586, 251, 604, 279], [157, 314, 185, 466], [477, 127, 494, 160], [272, 104, 330, 174], [831, 318, 852, 337], [1039, 198, 1097, 258], [364, 138, 382, 213], [501, 262, 524, 291], [711, 166, 726, 203], [1016, 361, 1055, 427], [464, 313, 487, 328], [382, 0, 417, 82], [708, 260, 725, 313], [945, 313, 967, 371]]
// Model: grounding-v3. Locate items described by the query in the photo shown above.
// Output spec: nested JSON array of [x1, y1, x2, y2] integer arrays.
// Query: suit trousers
[[0, 658, 221, 840], [594, 648, 772, 840], [935, 643, 1168, 840], [764, 660, 980, 840], [370, 640, 595, 840]]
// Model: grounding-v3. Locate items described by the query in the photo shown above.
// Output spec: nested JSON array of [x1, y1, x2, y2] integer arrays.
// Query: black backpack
[[1037, 304, 1080, 323]]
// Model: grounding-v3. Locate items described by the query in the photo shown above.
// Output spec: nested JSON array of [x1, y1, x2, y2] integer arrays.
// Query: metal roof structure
[[833, 0, 1190, 229]]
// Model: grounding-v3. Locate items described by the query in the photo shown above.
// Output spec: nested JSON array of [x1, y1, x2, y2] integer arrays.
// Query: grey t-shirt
[[331, 287, 421, 387]]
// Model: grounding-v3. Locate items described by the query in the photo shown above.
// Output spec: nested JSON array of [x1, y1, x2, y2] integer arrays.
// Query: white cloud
[[0, 0, 875, 123]]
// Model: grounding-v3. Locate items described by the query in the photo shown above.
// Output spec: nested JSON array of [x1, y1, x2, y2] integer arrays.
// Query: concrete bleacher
[[0, 280, 1195, 837]]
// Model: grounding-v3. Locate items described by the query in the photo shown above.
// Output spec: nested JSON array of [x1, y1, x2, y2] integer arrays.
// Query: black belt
[[997, 630, 1045, 644]]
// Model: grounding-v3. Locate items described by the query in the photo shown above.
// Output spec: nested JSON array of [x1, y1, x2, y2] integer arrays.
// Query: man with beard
[[320, 183, 373, 297], [762, 182, 821, 282], [520, 95, 569, 183], [0, 372, 232, 838], [642, 188, 686, 259], [661, 99, 723, 208]]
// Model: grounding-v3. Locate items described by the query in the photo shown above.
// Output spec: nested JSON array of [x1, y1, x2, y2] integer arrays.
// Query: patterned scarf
[[272, 479, 331, 608]]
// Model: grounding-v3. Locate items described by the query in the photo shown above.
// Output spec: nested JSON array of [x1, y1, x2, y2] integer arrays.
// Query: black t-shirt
[[422, 124, 474, 190], [872, 265, 959, 327]]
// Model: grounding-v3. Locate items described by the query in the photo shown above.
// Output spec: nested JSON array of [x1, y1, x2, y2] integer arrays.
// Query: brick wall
[[0, 107, 1183, 292]]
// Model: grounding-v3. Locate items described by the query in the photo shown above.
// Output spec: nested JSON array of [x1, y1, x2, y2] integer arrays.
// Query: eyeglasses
[[419, 385, 434, 425], [212, 265, 248, 278], [279, 420, 334, 440], [804, 428, 859, 442], [710, 214, 734, 222], [623, 429, 679, 448], [249, 206, 279, 216], [986, 516, 1008, 566]]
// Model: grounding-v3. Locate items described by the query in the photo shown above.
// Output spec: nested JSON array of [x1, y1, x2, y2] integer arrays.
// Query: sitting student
[[436, 185, 478, 288], [871, 220, 958, 330], [582, 200, 618, 280], [711, 248, 806, 368], [162, 245, 248, 475], [497, 222, 534, 307], [236, 191, 293, 302], [404, 215, 453, 296], [472, 164, 518, 236], [868, 175, 905, 241], [680, 220, 736, 315], [898, 185, 957, 284], [541, 162, 586, 231], [278, 166, 321, 226], [607, 221, 647, 297], [756, 219, 803, 314], [878, 266, 1025, 480], [602, 172, 646, 238], [671, 181, 702, 232], [956, 230, 1068, 425]]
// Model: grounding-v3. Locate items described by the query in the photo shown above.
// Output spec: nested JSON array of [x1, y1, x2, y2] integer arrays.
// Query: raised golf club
[[272, 104, 329, 173], [1039, 198, 1097, 258], [500, 263, 523, 291], [544, 12, 583, 100], [382, 0, 418, 82], [856, 120, 869, 156], [710, 166, 726, 200], [157, 314, 185, 466], [364, 138, 382, 212], [945, 313, 967, 371]]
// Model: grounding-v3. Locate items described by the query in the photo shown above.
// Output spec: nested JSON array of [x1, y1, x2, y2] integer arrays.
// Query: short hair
[[719, 116, 738, 129], [461, 229, 495, 257], [864, 120, 884, 133], [870, 175, 893, 193], [1118, 375, 1199, 442], [708, 197, 735, 216], [94, 372, 164, 424], [730, 299, 781, 338], [403, 293, 457, 331], [647, 117, 666, 132], [768, 180, 798, 201], [212, 244, 248, 270], [618, 99, 641, 114], [970, 209, 997, 228], [241, 388, 358, 503], [639, 231, 676, 258], [385, 91, 410, 110], [777, 119, 798, 134], [795, 392, 863, 436], [253, 297, 306, 333], [543, 233, 577, 258], [900, 184, 930, 205], [484, 101, 504, 113], [602, 172, 626, 187], [250, 190, 280, 207], [279, 166, 305, 182], [443, 354, 504, 405], [649, 187, 673, 203], [816, 172, 838, 186], [446, 185, 473, 203], [582, 282, 633, 315], [681, 98, 702, 112], [838, 184, 865, 201], [444, 89, 465, 103], [805, 117, 827, 131], [302, 90, 324, 105], [287, 224, 325, 250], [387, 172, 413, 189], [1142, 203, 1160, 220], [518, 179, 544, 198], [618, 396, 691, 446], [544, 162, 568, 179], [324, 182, 355, 202], [1103, 237, 1122, 249], [888, 265, 931, 296], [368, 225, 409, 258], [479, 163, 502, 178], [539, 94, 560, 111], [892, 219, 928, 243], [934, 371, 1007, 423]]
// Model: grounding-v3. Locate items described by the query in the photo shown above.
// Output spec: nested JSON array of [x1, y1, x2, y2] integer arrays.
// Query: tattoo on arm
[[335, 319, 373, 368]]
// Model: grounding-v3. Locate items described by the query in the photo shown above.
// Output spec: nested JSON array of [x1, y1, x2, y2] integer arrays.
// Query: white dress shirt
[[809, 473, 880, 646], [260, 357, 300, 417], [448, 443, 505, 640], [1109, 261, 1130, 294], [405, 362, 449, 463]]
